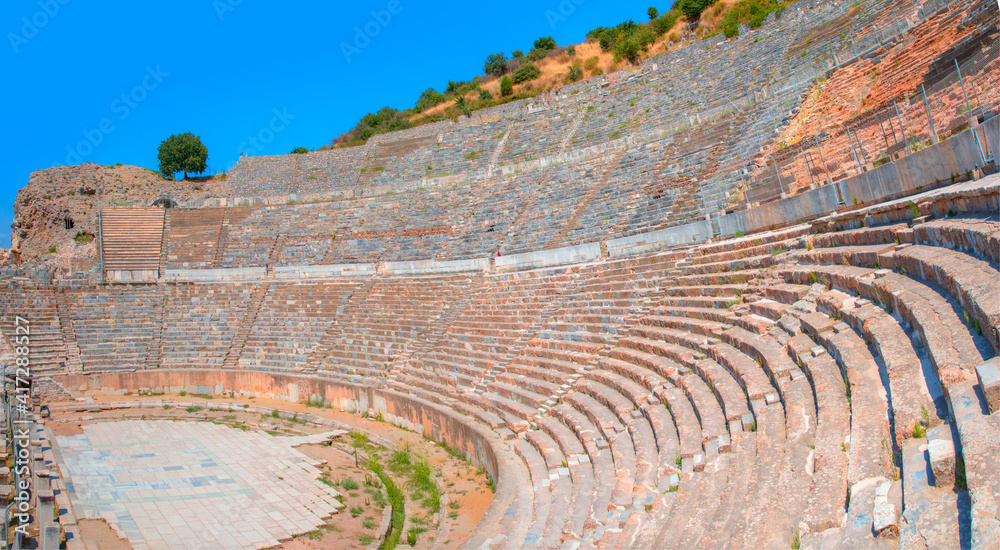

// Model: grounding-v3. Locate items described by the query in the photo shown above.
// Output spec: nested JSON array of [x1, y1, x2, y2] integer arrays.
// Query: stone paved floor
[[53, 421, 343, 549]]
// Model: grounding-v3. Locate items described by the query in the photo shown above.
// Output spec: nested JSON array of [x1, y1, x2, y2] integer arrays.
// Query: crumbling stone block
[[975, 358, 1000, 414], [872, 479, 898, 538], [927, 438, 956, 488]]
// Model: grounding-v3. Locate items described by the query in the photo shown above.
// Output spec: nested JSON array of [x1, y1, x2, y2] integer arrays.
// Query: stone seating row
[[227, 146, 369, 200], [307, 273, 481, 382], [778, 214, 998, 549], [217, 0, 879, 233], [64, 286, 160, 372], [0, 287, 70, 374], [3, 196, 995, 549], [238, 282, 362, 372], [160, 283, 256, 368]]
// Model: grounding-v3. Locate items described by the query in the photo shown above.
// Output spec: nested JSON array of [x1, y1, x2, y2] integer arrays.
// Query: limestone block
[[927, 438, 956, 488], [872, 479, 898, 538], [975, 359, 1000, 414]]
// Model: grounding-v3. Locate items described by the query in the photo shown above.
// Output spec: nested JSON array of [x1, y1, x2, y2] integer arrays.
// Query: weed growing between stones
[[955, 458, 967, 491], [365, 454, 405, 549]]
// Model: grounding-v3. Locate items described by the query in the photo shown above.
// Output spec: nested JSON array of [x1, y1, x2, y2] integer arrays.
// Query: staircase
[[475, 277, 584, 394], [558, 107, 588, 155], [159, 209, 172, 274], [386, 281, 482, 382], [487, 129, 511, 176], [304, 278, 380, 372], [266, 234, 285, 269], [222, 282, 271, 367], [54, 290, 83, 373], [500, 171, 553, 253], [546, 150, 625, 249], [100, 208, 165, 277], [145, 283, 167, 370], [3, 292, 70, 376], [212, 209, 231, 268]]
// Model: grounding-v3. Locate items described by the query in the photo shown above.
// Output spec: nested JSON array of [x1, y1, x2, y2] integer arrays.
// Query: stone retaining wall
[[164, 267, 267, 281]]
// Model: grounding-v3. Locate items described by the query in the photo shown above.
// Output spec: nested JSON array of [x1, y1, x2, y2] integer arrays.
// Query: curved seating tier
[[3, 190, 997, 550]]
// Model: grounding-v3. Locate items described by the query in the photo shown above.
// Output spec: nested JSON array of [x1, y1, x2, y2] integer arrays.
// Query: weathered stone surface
[[927, 438, 956, 488], [976, 358, 1000, 414], [872, 480, 898, 538]]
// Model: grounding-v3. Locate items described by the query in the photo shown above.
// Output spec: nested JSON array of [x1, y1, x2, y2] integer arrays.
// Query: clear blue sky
[[2, 0, 669, 247]]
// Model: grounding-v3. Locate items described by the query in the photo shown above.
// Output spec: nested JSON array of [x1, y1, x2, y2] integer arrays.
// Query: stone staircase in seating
[[212, 209, 232, 268], [222, 282, 271, 368], [144, 282, 167, 369], [547, 150, 627, 250], [54, 289, 83, 373], [100, 208, 164, 275]]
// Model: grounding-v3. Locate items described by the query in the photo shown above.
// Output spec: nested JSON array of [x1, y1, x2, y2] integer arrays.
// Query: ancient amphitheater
[[2, 0, 999, 548]]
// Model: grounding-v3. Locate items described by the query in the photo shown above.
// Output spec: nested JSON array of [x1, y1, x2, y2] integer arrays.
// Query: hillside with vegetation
[[326, 0, 787, 149]]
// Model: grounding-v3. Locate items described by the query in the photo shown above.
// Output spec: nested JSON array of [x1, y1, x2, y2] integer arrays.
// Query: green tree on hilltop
[[533, 36, 557, 50], [157, 132, 208, 180]]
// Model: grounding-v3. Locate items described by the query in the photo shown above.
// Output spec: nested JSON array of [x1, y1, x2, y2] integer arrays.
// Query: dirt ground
[[77, 519, 133, 550], [48, 392, 494, 549]]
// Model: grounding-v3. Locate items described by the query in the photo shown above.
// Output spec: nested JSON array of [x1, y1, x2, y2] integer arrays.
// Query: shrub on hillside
[[512, 49, 523, 58], [589, 18, 655, 62], [648, 6, 659, 19], [588, 20, 641, 52], [445, 80, 465, 94], [565, 65, 584, 84], [335, 106, 412, 145], [454, 95, 471, 117], [479, 89, 492, 100], [484, 52, 508, 77], [512, 63, 542, 84], [652, 10, 680, 35], [525, 47, 550, 62], [567, 45, 576, 56], [290, 147, 308, 154], [500, 75, 513, 96], [416, 88, 446, 111], [615, 38, 642, 63], [676, 0, 717, 20], [720, 0, 784, 38]]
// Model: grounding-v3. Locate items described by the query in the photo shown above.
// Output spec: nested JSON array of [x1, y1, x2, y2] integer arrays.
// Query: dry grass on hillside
[[410, 1, 745, 122]]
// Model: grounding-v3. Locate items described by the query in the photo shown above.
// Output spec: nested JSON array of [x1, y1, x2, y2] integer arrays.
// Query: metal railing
[[721, 1, 998, 206]]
